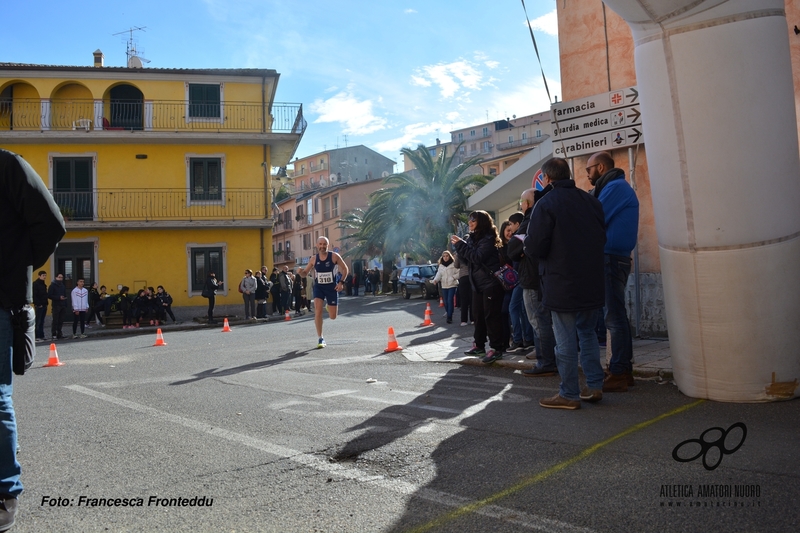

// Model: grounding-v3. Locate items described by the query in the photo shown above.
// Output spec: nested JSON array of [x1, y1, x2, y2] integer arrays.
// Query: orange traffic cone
[[43, 343, 65, 367], [153, 328, 167, 346], [420, 303, 434, 327], [384, 327, 402, 353], [284, 309, 291, 321], [439, 296, 445, 308], [222, 318, 232, 332]]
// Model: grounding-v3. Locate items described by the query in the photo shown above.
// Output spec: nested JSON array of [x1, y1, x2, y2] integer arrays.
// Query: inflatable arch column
[[600, 0, 800, 401]]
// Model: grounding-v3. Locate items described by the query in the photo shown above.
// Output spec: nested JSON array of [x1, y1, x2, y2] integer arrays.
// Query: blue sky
[[1, 0, 560, 169]]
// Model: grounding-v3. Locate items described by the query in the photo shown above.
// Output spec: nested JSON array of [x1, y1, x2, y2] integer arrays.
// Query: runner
[[299, 236, 349, 348]]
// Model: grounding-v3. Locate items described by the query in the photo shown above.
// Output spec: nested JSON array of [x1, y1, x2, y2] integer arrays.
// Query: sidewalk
[[402, 335, 673, 380]]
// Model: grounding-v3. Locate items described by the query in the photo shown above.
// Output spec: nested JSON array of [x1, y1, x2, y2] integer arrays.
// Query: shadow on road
[[169, 350, 309, 385]]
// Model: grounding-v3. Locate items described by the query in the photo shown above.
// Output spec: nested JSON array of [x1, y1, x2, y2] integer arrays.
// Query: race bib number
[[317, 272, 334, 284]]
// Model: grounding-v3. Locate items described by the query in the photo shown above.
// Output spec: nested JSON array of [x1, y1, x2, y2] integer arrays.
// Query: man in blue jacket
[[586, 151, 640, 393], [527, 157, 606, 409]]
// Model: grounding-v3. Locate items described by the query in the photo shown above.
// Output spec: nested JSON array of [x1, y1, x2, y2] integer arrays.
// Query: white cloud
[[526, 8, 558, 37], [310, 88, 387, 135], [404, 9, 417, 14], [484, 60, 500, 69], [411, 60, 483, 99], [373, 122, 451, 154]]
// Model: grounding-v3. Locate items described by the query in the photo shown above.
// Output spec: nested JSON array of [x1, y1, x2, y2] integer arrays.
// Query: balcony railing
[[495, 134, 550, 151], [0, 98, 306, 134], [297, 214, 314, 228], [53, 188, 268, 222]]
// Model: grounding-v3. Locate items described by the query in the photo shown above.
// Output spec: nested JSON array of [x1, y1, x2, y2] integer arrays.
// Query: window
[[489, 167, 497, 175], [458, 132, 463, 142], [482, 141, 490, 152], [303, 233, 312, 250], [190, 246, 224, 292], [314, 198, 319, 213], [189, 157, 222, 202], [322, 197, 331, 220], [536, 129, 542, 138], [522, 132, 528, 140], [429, 148, 436, 156], [332, 194, 339, 217], [470, 130, 476, 137], [482, 127, 489, 137], [324, 227, 329, 238], [52, 156, 94, 220], [508, 135, 514, 143], [459, 146, 465, 153], [188, 83, 221, 119]]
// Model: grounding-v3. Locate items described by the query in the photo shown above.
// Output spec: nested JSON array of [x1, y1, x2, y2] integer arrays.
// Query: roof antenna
[[113, 26, 150, 67]]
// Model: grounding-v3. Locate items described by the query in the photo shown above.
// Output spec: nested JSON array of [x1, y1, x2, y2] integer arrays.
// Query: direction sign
[[553, 127, 643, 158], [550, 86, 643, 158], [553, 104, 641, 141], [551, 86, 639, 121]]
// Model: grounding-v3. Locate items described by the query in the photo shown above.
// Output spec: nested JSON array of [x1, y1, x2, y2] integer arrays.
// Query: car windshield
[[419, 266, 437, 278]]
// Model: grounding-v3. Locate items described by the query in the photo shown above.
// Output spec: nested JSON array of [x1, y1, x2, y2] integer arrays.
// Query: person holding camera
[[0, 149, 66, 530]]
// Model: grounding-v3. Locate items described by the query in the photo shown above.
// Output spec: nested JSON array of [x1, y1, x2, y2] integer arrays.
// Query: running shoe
[[317, 337, 326, 349]]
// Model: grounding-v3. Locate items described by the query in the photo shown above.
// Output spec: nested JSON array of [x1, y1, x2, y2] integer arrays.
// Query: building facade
[[0, 54, 305, 307]]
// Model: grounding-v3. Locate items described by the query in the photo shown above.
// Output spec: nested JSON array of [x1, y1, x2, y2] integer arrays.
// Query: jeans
[[522, 288, 556, 370], [207, 295, 216, 321], [441, 287, 456, 320], [35, 305, 47, 339], [551, 309, 605, 401], [242, 293, 255, 318], [605, 255, 634, 375], [0, 309, 23, 496], [280, 291, 291, 314], [509, 285, 533, 345]]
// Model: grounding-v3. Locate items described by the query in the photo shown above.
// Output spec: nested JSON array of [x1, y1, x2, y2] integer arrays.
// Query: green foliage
[[274, 184, 291, 203], [339, 143, 488, 262]]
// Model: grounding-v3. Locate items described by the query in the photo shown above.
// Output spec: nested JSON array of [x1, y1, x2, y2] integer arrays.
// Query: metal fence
[[0, 98, 305, 134], [53, 188, 268, 222]]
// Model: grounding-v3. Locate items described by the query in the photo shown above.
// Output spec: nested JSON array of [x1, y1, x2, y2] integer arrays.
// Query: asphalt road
[[12, 295, 800, 532]]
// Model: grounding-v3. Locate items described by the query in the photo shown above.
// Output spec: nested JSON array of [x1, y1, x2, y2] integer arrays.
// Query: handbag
[[492, 264, 519, 291], [11, 305, 35, 376]]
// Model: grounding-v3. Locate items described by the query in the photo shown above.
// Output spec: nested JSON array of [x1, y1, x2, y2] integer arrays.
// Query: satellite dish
[[128, 56, 144, 68], [381, 171, 389, 178], [329, 174, 337, 182]]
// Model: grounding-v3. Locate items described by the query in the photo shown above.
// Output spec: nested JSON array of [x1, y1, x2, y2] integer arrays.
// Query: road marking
[[65, 383, 589, 532], [405, 398, 707, 533], [311, 389, 360, 398]]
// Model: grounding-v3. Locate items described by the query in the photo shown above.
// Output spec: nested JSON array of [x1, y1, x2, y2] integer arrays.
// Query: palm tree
[[339, 143, 488, 277]]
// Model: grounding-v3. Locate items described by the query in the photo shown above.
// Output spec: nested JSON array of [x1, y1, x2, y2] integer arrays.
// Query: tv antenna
[[113, 26, 150, 67]]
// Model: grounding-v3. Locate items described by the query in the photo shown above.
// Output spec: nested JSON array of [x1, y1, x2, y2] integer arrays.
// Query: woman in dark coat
[[254, 270, 269, 318], [451, 210, 505, 364]]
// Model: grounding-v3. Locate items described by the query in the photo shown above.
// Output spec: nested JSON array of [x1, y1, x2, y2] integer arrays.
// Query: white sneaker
[[460, 322, 468, 326]]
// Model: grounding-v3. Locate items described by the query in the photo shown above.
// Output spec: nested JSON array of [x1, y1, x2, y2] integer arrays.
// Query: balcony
[[297, 214, 314, 228], [274, 250, 294, 262], [495, 134, 550, 151], [0, 98, 306, 133], [53, 188, 275, 229]]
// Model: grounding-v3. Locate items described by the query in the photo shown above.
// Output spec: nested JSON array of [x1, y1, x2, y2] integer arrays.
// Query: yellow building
[[0, 53, 305, 307]]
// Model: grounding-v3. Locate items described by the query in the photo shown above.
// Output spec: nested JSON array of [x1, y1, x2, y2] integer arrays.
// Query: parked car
[[398, 264, 439, 299]]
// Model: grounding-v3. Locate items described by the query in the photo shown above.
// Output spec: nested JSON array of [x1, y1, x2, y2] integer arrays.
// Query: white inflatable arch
[[601, 0, 800, 401]]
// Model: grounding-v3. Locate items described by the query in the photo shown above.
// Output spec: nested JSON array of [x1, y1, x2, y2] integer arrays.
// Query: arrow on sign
[[628, 128, 642, 143], [627, 88, 639, 103], [627, 107, 641, 123]]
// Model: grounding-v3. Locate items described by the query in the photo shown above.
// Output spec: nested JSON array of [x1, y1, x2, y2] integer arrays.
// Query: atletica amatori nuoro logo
[[672, 422, 747, 471]]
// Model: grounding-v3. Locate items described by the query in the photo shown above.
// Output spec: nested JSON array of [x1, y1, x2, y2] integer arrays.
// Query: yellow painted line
[[405, 399, 706, 533]]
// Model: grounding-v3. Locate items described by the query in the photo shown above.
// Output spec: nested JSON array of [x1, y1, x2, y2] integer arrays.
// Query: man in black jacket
[[32, 271, 48, 341], [47, 273, 68, 339], [0, 148, 66, 530], [526, 157, 606, 410]]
